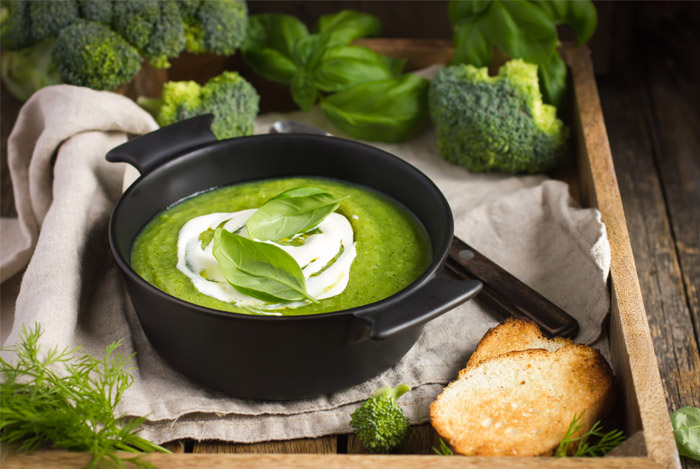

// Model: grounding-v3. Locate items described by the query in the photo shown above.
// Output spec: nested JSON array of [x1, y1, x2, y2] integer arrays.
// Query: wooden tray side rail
[[563, 46, 680, 469], [2, 41, 680, 468]]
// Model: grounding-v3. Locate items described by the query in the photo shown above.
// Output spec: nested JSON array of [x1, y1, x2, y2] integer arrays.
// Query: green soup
[[130, 177, 432, 315]]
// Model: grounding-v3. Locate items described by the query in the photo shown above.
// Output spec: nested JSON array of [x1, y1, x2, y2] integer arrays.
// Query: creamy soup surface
[[130, 177, 432, 316]]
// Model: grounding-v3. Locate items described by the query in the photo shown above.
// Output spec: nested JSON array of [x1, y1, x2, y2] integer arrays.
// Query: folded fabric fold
[[0, 86, 611, 445]]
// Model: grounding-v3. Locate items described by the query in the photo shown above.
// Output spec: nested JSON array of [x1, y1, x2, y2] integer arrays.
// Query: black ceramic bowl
[[106, 115, 482, 400]]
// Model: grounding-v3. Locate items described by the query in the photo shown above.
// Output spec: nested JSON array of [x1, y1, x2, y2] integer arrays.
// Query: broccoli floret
[[29, 0, 80, 41], [139, 71, 259, 140], [0, 1, 33, 50], [51, 20, 142, 90], [144, 0, 186, 68], [111, 0, 159, 50], [428, 59, 568, 174], [349, 384, 411, 453], [181, 0, 247, 55], [79, 0, 113, 24], [112, 0, 185, 69], [1, 39, 63, 101]]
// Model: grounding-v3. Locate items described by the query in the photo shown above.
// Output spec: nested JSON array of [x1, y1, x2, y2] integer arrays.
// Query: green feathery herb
[[556, 411, 625, 457], [0, 323, 170, 468]]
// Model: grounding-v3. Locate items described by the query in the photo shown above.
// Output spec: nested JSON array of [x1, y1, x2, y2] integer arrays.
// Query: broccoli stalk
[[428, 59, 569, 174], [349, 384, 412, 453], [137, 71, 260, 140]]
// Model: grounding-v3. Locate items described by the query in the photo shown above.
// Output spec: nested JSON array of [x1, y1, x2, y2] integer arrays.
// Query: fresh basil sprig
[[321, 74, 429, 143], [246, 186, 347, 241], [449, 0, 597, 107], [242, 10, 428, 142], [243, 10, 395, 112], [212, 228, 316, 304], [671, 406, 700, 461]]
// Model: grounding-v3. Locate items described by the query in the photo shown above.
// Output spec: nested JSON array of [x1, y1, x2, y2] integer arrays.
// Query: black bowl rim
[[108, 133, 454, 323]]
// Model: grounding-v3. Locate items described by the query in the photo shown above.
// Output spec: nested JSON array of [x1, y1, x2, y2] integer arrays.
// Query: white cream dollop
[[176, 209, 357, 314]]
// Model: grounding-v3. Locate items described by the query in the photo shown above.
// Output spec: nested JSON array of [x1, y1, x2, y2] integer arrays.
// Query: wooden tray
[[2, 40, 681, 469]]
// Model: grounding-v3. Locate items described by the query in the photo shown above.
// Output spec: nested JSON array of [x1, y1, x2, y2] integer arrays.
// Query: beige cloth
[[0, 85, 610, 444]]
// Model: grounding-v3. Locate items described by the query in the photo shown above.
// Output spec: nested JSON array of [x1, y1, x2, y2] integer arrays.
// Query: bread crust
[[430, 319, 614, 457]]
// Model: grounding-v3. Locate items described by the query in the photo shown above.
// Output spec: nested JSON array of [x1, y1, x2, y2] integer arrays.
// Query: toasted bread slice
[[458, 317, 573, 378], [430, 344, 614, 456]]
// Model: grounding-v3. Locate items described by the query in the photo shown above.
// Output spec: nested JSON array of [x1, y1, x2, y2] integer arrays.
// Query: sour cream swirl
[[176, 209, 357, 314]]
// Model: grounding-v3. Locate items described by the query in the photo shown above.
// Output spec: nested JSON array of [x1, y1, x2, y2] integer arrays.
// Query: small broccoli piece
[[139, 71, 259, 140], [0, 1, 33, 50], [181, 0, 247, 55], [29, 0, 80, 41], [79, 0, 113, 24], [1, 39, 63, 101], [349, 384, 411, 453], [51, 20, 142, 90], [429, 59, 568, 174]]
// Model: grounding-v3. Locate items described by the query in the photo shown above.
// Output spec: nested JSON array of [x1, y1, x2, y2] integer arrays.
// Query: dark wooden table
[[1, 1, 698, 466]]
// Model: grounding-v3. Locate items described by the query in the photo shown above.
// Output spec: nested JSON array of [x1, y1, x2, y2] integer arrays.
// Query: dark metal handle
[[446, 236, 579, 338], [355, 276, 482, 340], [106, 114, 217, 176]]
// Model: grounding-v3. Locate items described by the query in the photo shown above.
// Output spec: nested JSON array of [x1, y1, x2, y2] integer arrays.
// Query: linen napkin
[[0, 85, 610, 444]]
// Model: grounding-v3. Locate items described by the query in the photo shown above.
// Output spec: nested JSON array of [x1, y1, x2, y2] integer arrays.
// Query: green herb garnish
[[555, 411, 625, 457], [246, 186, 347, 242], [432, 437, 454, 456], [0, 323, 169, 468], [212, 227, 316, 304], [671, 406, 700, 461]]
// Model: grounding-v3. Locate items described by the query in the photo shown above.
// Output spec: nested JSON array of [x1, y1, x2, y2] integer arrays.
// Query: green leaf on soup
[[212, 228, 316, 303], [320, 73, 429, 142], [246, 186, 347, 242], [315, 10, 382, 47], [671, 406, 700, 461]]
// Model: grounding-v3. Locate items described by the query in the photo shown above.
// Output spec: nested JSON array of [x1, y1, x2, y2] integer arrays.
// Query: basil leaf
[[320, 73, 429, 142], [538, 51, 567, 109], [452, 17, 494, 67], [242, 14, 309, 83], [246, 186, 347, 241], [313, 46, 404, 92], [212, 228, 316, 303], [484, 1, 557, 65], [534, 0, 597, 46], [293, 34, 327, 69], [449, 0, 492, 25], [315, 10, 382, 47], [291, 72, 318, 112], [671, 406, 700, 461]]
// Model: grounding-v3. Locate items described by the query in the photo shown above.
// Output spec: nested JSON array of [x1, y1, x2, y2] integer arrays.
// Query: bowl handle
[[106, 114, 217, 176], [354, 277, 482, 340]]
